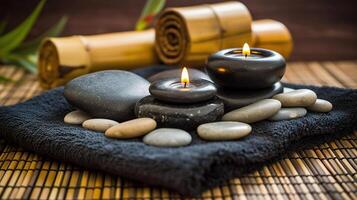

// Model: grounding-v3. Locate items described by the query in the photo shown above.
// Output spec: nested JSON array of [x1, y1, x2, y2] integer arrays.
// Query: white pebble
[[82, 119, 119, 132], [307, 99, 333, 112], [197, 122, 251, 141], [269, 108, 307, 121], [64, 110, 91, 125]]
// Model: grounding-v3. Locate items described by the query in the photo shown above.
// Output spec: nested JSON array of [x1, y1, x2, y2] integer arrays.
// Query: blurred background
[[1, 0, 356, 61]]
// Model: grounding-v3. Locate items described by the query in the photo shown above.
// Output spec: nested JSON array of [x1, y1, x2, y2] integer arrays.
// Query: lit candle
[[243, 42, 250, 57], [136, 67, 223, 130], [149, 67, 217, 103], [206, 43, 286, 89], [181, 67, 190, 88]]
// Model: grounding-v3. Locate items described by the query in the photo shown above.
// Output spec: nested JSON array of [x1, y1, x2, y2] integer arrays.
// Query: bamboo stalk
[[38, 5, 294, 89], [252, 19, 293, 59], [38, 29, 158, 89], [155, 1, 252, 66]]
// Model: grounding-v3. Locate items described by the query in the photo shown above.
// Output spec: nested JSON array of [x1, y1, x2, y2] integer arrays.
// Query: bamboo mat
[[0, 61, 356, 200]]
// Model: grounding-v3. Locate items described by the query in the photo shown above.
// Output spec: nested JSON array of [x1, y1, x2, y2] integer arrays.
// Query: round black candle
[[149, 68, 217, 103], [206, 44, 286, 89]]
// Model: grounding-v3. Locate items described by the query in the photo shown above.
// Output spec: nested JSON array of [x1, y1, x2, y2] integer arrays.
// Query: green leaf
[[135, 0, 165, 30], [0, 75, 13, 83], [2, 54, 37, 73], [0, 21, 7, 35], [14, 16, 68, 55], [0, 0, 46, 55], [14, 57, 37, 73]]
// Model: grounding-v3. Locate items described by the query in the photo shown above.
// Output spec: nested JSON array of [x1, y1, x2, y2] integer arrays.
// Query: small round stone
[[143, 128, 192, 147], [197, 122, 252, 141], [149, 78, 217, 103], [273, 89, 317, 107], [269, 108, 307, 121], [217, 82, 283, 111], [64, 110, 91, 125], [307, 99, 333, 112], [148, 68, 212, 82], [135, 96, 224, 130], [222, 99, 281, 123], [82, 119, 119, 132], [283, 87, 295, 93], [105, 118, 156, 139]]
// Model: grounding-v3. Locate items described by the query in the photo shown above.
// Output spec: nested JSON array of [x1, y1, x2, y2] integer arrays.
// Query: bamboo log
[[38, 29, 158, 89], [155, 1, 252, 66], [252, 19, 293, 59], [38, 4, 294, 89]]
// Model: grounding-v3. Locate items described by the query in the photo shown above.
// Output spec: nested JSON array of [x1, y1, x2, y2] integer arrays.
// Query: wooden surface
[[0, 61, 356, 199], [1, 0, 357, 61]]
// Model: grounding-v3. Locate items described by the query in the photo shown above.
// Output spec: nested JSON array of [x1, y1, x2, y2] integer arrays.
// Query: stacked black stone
[[135, 77, 224, 130], [206, 48, 286, 111]]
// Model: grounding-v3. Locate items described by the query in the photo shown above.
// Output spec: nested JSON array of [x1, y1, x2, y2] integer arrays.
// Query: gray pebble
[[269, 108, 307, 121], [143, 128, 192, 147], [273, 89, 317, 107], [197, 122, 251, 141], [64, 70, 150, 122], [283, 87, 295, 93], [222, 99, 281, 123]]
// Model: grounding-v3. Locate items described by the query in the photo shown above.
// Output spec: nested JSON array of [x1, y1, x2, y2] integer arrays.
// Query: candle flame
[[242, 43, 250, 57], [181, 67, 190, 87]]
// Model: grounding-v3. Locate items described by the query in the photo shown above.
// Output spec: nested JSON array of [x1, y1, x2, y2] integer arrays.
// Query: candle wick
[[245, 54, 247, 58], [184, 82, 187, 88]]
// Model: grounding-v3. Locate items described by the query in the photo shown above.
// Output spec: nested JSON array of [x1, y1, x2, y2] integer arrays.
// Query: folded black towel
[[0, 73, 356, 196]]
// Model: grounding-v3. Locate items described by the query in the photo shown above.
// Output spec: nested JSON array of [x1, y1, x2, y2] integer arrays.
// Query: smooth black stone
[[148, 68, 212, 82], [217, 82, 284, 111], [149, 78, 217, 103], [206, 48, 286, 89], [64, 70, 149, 121], [135, 96, 224, 130]]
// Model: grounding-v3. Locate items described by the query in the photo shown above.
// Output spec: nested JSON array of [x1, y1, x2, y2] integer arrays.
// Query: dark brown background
[[1, 0, 357, 61]]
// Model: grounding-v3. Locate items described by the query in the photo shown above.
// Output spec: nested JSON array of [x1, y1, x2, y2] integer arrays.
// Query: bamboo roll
[[155, 1, 252, 66], [252, 19, 293, 59], [38, 29, 158, 89]]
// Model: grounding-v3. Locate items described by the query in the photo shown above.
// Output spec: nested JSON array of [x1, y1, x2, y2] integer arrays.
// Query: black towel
[[0, 72, 356, 196]]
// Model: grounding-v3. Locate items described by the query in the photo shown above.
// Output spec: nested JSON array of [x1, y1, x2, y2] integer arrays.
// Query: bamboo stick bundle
[[38, 2, 294, 89], [252, 19, 293, 59], [155, 1, 252, 66], [38, 29, 158, 89]]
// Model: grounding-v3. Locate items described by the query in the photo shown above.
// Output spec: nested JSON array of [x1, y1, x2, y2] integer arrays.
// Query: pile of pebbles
[[63, 70, 332, 147]]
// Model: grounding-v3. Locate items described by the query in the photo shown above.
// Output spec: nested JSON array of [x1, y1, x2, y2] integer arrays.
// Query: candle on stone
[[206, 43, 286, 89], [149, 67, 217, 103], [136, 67, 224, 130]]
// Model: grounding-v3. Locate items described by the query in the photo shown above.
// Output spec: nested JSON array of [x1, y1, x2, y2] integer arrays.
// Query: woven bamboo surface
[[0, 61, 356, 199]]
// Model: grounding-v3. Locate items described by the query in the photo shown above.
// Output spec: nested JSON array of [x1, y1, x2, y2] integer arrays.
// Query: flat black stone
[[135, 96, 224, 130], [64, 70, 150, 121], [148, 68, 212, 82], [206, 48, 286, 89], [217, 82, 283, 111], [149, 78, 217, 103]]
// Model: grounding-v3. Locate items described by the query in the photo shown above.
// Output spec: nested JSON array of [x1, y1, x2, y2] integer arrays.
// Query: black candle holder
[[206, 48, 286, 89], [149, 78, 216, 103], [206, 47, 286, 110]]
